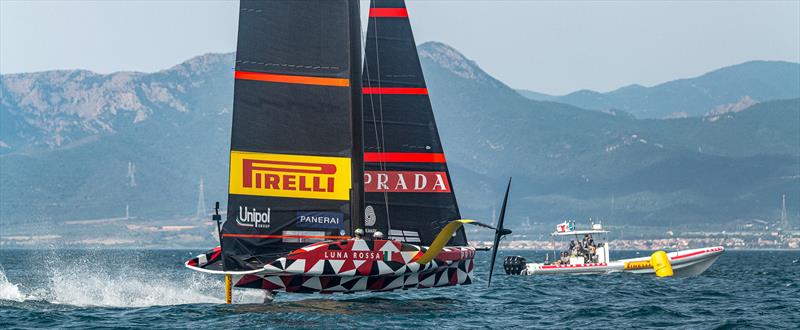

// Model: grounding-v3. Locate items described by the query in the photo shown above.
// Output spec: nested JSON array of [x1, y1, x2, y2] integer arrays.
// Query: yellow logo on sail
[[229, 151, 351, 201]]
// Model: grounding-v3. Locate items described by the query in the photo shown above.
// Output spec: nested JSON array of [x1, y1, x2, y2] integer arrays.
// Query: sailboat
[[185, 0, 511, 301]]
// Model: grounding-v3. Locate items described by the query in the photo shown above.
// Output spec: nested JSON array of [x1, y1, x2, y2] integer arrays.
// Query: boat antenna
[[488, 177, 513, 287], [211, 201, 231, 302], [213, 201, 223, 249]]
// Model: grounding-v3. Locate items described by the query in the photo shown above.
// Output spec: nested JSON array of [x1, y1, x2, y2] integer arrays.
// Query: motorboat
[[503, 221, 723, 277]]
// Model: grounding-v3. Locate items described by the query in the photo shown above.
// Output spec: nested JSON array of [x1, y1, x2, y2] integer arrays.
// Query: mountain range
[[517, 60, 800, 119], [1, 42, 798, 234]]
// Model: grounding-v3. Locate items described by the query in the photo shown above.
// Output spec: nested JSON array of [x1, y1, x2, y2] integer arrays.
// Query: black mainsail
[[362, 0, 467, 246], [221, 0, 363, 271]]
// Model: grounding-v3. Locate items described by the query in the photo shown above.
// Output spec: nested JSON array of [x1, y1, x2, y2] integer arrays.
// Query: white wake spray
[[0, 252, 268, 307], [0, 266, 28, 302], [46, 266, 225, 307]]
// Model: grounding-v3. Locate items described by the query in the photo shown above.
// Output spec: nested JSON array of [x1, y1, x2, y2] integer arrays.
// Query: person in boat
[[373, 230, 384, 240], [581, 234, 596, 263], [353, 228, 365, 240], [571, 240, 583, 259], [581, 234, 592, 249], [584, 234, 595, 248], [559, 251, 570, 265]]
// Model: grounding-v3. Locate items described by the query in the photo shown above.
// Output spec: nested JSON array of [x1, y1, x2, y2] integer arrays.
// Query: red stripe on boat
[[672, 247, 722, 260], [362, 87, 428, 95], [369, 8, 408, 17], [223, 234, 351, 240], [364, 152, 446, 163]]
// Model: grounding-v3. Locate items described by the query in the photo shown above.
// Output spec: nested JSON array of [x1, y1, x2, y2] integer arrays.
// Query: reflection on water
[[230, 297, 459, 315]]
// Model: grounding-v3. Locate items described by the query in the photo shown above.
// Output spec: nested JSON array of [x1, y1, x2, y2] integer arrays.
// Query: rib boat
[[504, 222, 724, 277], [185, 0, 510, 302]]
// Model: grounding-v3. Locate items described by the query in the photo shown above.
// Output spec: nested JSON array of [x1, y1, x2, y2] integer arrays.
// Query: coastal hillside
[[517, 60, 800, 119], [1, 42, 797, 231]]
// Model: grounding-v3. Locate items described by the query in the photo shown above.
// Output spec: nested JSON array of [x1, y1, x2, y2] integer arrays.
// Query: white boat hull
[[520, 246, 724, 277]]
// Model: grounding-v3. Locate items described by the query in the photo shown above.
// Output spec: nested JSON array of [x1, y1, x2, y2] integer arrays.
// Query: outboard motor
[[503, 256, 527, 275]]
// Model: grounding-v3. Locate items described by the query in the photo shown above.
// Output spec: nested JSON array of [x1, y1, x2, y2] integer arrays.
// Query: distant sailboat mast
[[196, 177, 206, 218], [780, 194, 789, 230], [611, 192, 615, 219], [127, 162, 136, 187]]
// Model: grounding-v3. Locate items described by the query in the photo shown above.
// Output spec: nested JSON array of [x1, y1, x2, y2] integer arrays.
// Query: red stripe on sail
[[234, 71, 350, 87], [364, 152, 446, 163], [369, 8, 408, 17], [362, 87, 428, 95]]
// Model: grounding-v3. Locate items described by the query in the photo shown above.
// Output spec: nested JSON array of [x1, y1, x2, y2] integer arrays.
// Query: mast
[[349, 0, 364, 233]]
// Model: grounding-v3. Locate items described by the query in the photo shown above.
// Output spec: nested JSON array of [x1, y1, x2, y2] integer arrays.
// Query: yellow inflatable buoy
[[650, 250, 673, 277]]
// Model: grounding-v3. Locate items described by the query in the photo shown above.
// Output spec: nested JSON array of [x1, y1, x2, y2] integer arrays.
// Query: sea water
[[0, 249, 798, 329]]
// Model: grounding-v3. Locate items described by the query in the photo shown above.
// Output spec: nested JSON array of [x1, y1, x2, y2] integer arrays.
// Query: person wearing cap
[[373, 231, 384, 240], [353, 228, 364, 239]]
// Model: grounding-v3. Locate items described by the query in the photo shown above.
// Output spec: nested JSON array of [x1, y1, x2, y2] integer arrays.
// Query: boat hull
[[186, 239, 475, 293], [519, 246, 724, 276]]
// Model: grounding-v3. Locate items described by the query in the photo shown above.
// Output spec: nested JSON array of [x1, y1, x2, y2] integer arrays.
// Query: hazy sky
[[1, 0, 798, 94]]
